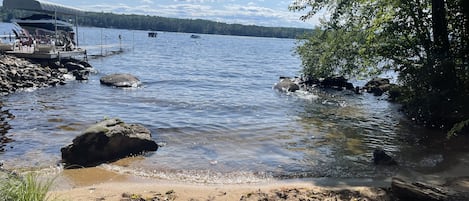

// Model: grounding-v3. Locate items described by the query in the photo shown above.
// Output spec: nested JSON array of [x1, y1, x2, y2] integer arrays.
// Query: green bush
[[290, 0, 469, 135]]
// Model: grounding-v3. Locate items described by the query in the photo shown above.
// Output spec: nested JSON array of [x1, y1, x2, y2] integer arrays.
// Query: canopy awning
[[3, 0, 84, 16]]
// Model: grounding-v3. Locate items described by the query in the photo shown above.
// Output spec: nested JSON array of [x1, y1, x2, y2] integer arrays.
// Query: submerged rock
[[100, 73, 141, 87], [61, 118, 158, 168], [273, 77, 300, 92], [373, 148, 397, 165]]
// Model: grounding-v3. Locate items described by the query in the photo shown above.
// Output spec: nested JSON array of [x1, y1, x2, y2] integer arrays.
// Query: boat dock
[[4, 48, 86, 60], [2, 0, 87, 61]]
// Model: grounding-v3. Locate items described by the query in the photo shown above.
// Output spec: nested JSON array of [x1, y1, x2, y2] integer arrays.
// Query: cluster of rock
[[274, 76, 357, 93], [61, 118, 158, 168], [0, 105, 13, 152], [274, 76, 399, 98], [0, 55, 153, 167], [0, 55, 94, 95], [54, 59, 95, 81], [361, 78, 393, 96], [0, 54, 141, 94], [0, 130, 12, 152]]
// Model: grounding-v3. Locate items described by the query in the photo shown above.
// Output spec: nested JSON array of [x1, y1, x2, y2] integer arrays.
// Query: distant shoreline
[[0, 8, 313, 39]]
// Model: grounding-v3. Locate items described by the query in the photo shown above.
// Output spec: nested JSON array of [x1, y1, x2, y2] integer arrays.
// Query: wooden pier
[[5, 48, 87, 60]]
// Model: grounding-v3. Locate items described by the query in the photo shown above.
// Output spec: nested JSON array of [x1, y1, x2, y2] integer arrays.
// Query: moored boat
[[2, 0, 87, 60], [190, 34, 201, 39], [148, 32, 158, 37], [13, 14, 74, 33]]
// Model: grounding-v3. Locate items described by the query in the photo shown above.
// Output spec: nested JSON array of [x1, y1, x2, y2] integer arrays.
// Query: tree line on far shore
[[0, 7, 312, 39]]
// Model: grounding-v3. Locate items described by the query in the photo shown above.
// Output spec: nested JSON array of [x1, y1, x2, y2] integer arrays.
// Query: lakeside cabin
[[0, 0, 87, 60]]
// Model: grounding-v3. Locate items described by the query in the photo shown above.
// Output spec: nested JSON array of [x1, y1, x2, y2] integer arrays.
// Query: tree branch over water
[[290, 0, 469, 134]]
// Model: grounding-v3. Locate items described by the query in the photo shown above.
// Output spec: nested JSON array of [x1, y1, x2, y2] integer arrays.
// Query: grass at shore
[[0, 172, 58, 201]]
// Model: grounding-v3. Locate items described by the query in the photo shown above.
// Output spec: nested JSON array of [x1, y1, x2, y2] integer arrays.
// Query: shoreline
[[50, 181, 390, 201], [49, 170, 391, 201], [46, 165, 392, 201], [46, 164, 469, 201], [0, 55, 93, 95]]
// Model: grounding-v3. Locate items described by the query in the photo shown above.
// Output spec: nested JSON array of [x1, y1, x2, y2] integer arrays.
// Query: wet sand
[[50, 180, 391, 201], [48, 165, 391, 201], [43, 154, 469, 201]]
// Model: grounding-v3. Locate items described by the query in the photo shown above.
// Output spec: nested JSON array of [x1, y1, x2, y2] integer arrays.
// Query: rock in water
[[100, 73, 141, 87], [363, 78, 392, 96], [273, 77, 300, 92], [61, 118, 158, 168], [373, 148, 397, 165]]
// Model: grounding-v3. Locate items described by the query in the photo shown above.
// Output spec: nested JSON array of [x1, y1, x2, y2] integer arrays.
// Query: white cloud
[[141, 0, 154, 4], [81, 2, 318, 28], [247, 2, 256, 6], [173, 0, 218, 2]]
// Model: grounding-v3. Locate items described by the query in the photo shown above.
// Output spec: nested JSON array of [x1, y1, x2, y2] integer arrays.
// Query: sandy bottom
[[48, 164, 391, 201]]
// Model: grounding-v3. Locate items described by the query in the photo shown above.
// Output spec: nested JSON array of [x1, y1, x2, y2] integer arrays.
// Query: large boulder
[[100, 73, 141, 87], [61, 118, 158, 168], [273, 77, 300, 92]]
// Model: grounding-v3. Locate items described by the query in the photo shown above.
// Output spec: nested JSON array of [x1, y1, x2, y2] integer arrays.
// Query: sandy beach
[[50, 181, 391, 201], [48, 165, 391, 201]]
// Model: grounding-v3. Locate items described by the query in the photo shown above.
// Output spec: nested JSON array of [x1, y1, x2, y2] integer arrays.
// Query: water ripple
[[1, 25, 467, 181]]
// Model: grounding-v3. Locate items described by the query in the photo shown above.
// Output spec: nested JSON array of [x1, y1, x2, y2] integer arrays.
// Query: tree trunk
[[432, 0, 450, 57], [462, 0, 469, 61], [427, 0, 459, 126], [431, 0, 457, 88]]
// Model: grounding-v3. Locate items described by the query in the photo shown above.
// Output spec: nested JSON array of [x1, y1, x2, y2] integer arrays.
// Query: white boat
[[1, 0, 86, 60]]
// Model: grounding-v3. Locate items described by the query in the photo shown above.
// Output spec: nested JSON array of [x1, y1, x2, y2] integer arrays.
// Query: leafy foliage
[[290, 0, 469, 132], [447, 119, 469, 138]]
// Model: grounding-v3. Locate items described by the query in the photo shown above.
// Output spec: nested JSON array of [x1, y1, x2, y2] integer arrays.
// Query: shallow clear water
[[1, 23, 469, 183]]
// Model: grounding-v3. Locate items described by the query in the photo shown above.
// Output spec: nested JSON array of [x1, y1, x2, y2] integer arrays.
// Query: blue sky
[[32, 0, 325, 28]]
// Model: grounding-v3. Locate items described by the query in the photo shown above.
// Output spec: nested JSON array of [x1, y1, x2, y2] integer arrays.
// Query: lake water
[[1, 23, 469, 184]]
